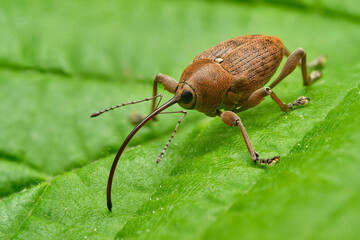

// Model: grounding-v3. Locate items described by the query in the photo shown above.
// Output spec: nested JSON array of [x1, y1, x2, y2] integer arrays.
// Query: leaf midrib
[[9, 183, 49, 240]]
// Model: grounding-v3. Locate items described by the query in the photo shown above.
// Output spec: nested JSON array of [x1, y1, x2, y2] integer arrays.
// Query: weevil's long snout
[[107, 94, 179, 211]]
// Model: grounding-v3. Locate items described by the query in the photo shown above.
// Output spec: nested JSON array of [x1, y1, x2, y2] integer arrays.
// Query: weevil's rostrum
[[91, 35, 326, 211]]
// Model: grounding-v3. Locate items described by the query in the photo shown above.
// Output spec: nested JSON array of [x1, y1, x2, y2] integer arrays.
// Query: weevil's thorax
[[176, 59, 231, 116]]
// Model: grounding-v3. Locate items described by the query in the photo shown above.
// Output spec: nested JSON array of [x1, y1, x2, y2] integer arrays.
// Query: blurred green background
[[0, 0, 359, 239]]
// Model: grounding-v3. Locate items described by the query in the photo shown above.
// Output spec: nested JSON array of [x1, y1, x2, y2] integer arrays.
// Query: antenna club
[[91, 112, 101, 118]]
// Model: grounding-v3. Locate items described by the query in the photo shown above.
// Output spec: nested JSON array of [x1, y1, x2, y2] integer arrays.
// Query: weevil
[[91, 35, 325, 211]]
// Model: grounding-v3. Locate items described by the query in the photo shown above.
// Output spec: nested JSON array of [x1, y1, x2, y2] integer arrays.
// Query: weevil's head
[[175, 59, 231, 115]]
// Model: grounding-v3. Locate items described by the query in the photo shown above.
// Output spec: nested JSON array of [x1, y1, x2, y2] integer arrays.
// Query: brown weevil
[[91, 35, 326, 211]]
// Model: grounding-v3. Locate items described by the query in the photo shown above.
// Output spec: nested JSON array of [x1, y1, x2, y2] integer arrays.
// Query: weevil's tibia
[[219, 110, 279, 165], [156, 111, 187, 163], [267, 88, 310, 112], [90, 94, 163, 118]]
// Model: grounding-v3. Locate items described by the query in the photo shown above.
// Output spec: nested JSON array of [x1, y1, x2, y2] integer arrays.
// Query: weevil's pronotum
[[91, 35, 325, 211]]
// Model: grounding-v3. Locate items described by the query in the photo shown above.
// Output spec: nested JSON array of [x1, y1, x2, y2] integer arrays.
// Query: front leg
[[129, 73, 178, 124], [219, 110, 279, 165], [152, 73, 178, 112]]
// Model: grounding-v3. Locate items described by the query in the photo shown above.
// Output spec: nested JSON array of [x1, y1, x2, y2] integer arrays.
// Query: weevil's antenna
[[156, 111, 187, 163], [91, 94, 163, 118], [107, 94, 179, 211]]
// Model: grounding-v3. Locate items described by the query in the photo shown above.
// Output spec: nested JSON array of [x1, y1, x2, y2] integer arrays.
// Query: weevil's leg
[[127, 73, 177, 124], [307, 55, 327, 69], [285, 48, 326, 69], [234, 86, 310, 113], [234, 87, 271, 112], [218, 110, 280, 165], [269, 48, 323, 88], [269, 89, 310, 112], [156, 110, 187, 163], [152, 73, 178, 112], [237, 87, 310, 112], [284, 48, 292, 58]]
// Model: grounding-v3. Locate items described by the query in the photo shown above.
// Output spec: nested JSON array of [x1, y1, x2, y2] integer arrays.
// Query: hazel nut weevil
[[91, 35, 326, 211]]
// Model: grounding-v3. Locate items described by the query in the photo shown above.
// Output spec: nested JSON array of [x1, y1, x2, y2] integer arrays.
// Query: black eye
[[181, 90, 193, 104]]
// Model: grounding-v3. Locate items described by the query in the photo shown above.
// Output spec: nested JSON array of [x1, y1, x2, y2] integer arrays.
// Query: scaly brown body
[[180, 35, 285, 115], [91, 35, 326, 211]]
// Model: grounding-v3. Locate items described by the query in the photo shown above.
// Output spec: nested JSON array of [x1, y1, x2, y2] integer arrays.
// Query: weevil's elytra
[[90, 35, 326, 211]]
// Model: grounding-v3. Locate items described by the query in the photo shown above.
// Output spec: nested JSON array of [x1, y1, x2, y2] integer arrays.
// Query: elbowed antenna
[[91, 94, 163, 118], [107, 95, 179, 211]]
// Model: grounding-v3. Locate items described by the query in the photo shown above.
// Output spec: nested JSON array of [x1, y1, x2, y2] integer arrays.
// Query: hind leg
[[259, 48, 325, 111], [218, 110, 279, 165], [270, 48, 325, 88], [235, 48, 325, 113]]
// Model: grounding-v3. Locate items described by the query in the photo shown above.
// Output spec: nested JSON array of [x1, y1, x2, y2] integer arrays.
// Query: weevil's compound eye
[[180, 90, 193, 104]]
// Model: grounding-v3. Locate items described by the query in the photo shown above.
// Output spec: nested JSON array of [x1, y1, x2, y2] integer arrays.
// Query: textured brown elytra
[[91, 35, 325, 211]]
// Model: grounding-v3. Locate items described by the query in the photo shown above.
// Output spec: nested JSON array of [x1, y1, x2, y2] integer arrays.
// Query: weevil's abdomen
[[222, 35, 285, 93]]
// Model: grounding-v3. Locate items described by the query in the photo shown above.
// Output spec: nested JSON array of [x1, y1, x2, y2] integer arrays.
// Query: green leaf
[[0, 0, 360, 239]]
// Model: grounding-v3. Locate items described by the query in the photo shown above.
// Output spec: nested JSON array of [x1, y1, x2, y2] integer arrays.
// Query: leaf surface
[[0, 0, 359, 239]]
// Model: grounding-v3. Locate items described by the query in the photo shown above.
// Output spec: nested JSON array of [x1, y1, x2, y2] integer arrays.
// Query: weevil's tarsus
[[255, 156, 280, 165], [107, 94, 179, 211], [156, 111, 187, 164], [307, 55, 326, 69], [129, 111, 145, 125], [91, 94, 163, 118], [269, 89, 310, 112], [219, 110, 280, 165], [310, 70, 322, 81], [287, 96, 310, 109]]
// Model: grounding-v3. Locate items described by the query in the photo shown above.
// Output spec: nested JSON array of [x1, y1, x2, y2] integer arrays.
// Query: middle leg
[[235, 87, 309, 113], [219, 110, 279, 165]]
